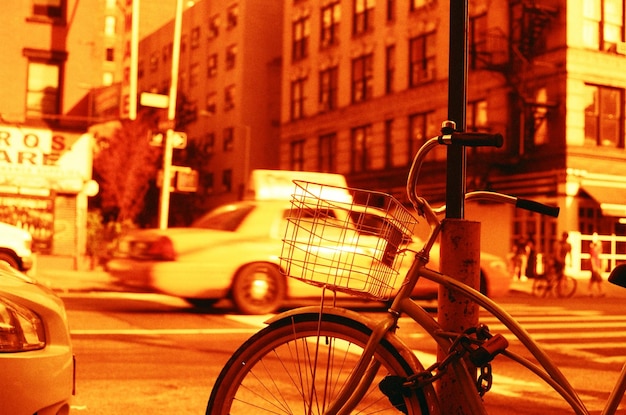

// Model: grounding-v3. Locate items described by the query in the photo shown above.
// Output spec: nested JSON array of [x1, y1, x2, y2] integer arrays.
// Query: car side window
[[192, 204, 255, 231]]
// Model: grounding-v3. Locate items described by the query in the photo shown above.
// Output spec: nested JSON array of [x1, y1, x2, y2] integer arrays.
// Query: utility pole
[[158, 0, 183, 229]]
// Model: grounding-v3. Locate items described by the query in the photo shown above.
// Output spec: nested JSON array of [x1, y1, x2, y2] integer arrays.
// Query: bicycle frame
[[269, 131, 626, 414]]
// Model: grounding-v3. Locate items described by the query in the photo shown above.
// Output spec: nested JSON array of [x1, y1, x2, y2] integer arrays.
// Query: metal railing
[[566, 232, 626, 278]]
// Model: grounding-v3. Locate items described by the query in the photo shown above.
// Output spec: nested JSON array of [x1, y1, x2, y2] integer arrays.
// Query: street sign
[[140, 92, 169, 108], [149, 131, 187, 149]]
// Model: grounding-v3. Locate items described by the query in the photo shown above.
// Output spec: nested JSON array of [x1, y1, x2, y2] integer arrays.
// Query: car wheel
[[0, 252, 19, 269], [184, 298, 219, 309], [231, 263, 286, 315]]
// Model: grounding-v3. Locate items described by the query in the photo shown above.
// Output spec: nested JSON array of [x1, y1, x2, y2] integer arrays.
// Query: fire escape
[[475, 0, 559, 155]]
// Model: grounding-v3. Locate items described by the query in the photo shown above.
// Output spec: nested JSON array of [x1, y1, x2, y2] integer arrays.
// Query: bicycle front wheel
[[207, 312, 439, 414], [556, 276, 577, 298]]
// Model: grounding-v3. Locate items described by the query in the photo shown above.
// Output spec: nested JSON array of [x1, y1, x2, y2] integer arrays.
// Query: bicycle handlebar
[[439, 132, 504, 148], [407, 129, 560, 227]]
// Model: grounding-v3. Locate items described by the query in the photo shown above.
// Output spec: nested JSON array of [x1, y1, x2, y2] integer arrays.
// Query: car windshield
[[191, 203, 255, 231]]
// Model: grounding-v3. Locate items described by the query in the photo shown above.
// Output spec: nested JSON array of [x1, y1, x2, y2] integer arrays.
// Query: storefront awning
[[581, 185, 626, 217]]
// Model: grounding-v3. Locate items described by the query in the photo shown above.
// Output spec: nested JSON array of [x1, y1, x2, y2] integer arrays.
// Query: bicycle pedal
[[379, 376, 409, 415]]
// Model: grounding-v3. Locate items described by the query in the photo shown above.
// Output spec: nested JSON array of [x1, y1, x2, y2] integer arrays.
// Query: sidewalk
[[508, 275, 626, 298], [28, 254, 117, 293]]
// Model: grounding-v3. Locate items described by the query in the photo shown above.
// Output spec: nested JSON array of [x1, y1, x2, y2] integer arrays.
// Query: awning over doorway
[[581, 185, 626, 217]]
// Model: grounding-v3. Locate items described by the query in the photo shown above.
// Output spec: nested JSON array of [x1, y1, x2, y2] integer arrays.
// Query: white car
[[106, 198, 510, 314], [0, 262, 74, 415], [0, 222, 33, 272]]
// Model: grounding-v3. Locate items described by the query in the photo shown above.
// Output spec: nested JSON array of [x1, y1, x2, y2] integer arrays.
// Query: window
[[410, 0, 434, 11], [223, 127, 234, 151], [224, 84, 235, 110], [290, 76, 307, 120], [32, 0, 64, 19], [226, 44, 237, 70], [162, 43, 172, 64], [290, 140, 305, 170], [321, 1, 341, 48], [469, 13, 488, 70], [203, 172, 215, 194], [150, 52, 159, 72], [409, 32, 436, 86], [384, 118, 395, 168], [202, 133, 215, 156], [385, 45, 395, 94], [467, 99, 488, 132], [583, 0, 624, 51], [292, 16, 310, 61], [387, 0, 396, 21], [584, 84, 623, 147], [102, 72, 113, 86], [353, 0, 375, 35], [205, 92, 217, 116], [227, 5, 239, 30], [319, 66, 338, 111], [190, 27, 201, 49], [105, 47, 114, 62], [189, 63, 200, 88], [207, 53, 218, 77], [104, 16, 116, 36], [319, 133, 337, 172], [208, 15, 220, 39], [222, 169, 233, 193], [408, 112, 436, 160], [351, 124, 373, 172], [351, 54, 373, 103], [25, 57, 62, 118]]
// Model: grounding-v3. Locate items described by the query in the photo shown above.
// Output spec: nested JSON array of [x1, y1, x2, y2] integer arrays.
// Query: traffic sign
[[149, 131, 187, 149]]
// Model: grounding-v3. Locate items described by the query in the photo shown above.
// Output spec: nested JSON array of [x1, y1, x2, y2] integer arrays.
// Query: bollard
[[437, 218, 481, 414]]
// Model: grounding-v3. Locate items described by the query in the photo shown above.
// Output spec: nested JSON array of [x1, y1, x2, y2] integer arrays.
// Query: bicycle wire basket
[[280, 180, 418, 301]]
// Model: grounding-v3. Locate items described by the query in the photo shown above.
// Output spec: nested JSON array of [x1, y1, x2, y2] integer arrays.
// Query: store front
[[0, 124, 95, 259]]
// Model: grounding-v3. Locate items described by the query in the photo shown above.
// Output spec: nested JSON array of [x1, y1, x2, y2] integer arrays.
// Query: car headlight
[[0, 297, 45, 352]]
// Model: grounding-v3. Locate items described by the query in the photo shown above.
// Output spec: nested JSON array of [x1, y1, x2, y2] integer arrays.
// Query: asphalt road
[[61, 291, 626, 414]]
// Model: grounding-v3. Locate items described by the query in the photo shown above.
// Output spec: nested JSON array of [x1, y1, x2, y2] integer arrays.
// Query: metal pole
[[446, 0, 468, 219], [158, 0, 183, 229], [438, 2, 481, 413]]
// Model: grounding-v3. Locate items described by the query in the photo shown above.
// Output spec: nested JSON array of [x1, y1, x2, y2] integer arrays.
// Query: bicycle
[[531, 258, 577, 298], [207, 126, 626, 415]]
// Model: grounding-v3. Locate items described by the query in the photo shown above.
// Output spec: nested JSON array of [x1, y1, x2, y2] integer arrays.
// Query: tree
[[93, 112, 162, 224]]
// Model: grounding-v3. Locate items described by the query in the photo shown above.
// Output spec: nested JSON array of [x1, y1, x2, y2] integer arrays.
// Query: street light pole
[[158, 0, 183, 229]]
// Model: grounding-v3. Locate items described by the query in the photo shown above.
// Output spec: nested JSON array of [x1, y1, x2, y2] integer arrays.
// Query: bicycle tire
[[206, 312, 439, 414], [556, 276, 577, 298], [532, 277, 549, 297]]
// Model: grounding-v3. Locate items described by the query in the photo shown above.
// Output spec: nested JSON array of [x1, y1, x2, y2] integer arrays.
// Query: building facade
[[279, 0, 626, 261], [0, 0, 108, 262], [134, 0, 284, 216]]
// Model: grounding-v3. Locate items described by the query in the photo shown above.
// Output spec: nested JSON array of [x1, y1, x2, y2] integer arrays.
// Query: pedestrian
[[524, 238, 537, 280], [588, 232, 604, 297], [553, 232, 571, 280]]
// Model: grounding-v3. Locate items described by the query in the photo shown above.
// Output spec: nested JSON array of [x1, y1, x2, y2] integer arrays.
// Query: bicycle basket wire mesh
[[280, 180, 418, 301]]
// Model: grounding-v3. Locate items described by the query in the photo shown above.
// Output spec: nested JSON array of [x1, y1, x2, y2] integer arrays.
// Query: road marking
[[71, 327, 259, 336]]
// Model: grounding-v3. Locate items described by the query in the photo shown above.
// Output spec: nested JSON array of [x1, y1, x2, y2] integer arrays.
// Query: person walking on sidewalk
[[553, 232, 571, 281], [588, 232, 604, 297]]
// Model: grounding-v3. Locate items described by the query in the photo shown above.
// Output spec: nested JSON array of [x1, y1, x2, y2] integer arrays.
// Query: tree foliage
[[93, 112, 162, 223]]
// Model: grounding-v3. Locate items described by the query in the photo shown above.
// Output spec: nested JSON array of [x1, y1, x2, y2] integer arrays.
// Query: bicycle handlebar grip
[[516, 198, 560, 217], [439, 132, 504, 148]]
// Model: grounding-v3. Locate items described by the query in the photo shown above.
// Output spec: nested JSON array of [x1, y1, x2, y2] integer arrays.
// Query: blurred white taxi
[[106, 170, 509, 314], [0, 262, 74, 415]]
